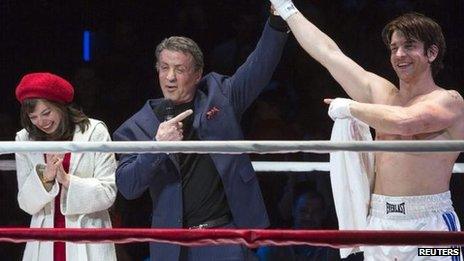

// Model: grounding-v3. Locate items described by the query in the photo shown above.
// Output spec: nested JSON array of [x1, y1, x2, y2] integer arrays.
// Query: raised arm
[[224, 16, 288, 115], [271, 0, 396, 103]]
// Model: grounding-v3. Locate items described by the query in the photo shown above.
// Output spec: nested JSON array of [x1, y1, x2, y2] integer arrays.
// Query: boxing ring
[[1, 140, 464, 248]]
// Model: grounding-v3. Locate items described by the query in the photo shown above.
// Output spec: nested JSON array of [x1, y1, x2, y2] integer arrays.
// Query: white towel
[[329, 115, 375, 258]]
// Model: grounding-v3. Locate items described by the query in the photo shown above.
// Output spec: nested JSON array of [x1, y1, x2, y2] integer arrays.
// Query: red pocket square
[[206, 106, 220, 120]]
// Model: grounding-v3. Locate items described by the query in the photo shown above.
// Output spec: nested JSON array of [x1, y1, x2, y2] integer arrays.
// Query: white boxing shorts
[[363, 191, 461, 261]]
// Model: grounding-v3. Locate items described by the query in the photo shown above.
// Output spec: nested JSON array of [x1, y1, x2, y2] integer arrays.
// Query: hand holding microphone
[[155, 109, 193, 141]]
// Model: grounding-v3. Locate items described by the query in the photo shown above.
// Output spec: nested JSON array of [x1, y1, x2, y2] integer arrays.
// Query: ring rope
[[3, 160, 464, 173], [2, 141, 464, 247], [0, 228, 463, 248], [2, 140, 464, 154]]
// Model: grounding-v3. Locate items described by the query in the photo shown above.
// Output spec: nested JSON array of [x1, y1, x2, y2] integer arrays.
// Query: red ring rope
[[0, 228, 463, 248]]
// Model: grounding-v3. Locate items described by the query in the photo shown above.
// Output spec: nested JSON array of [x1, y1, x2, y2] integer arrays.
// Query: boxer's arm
[[272, 0, 395, 103], [348, 91, 464, 135]]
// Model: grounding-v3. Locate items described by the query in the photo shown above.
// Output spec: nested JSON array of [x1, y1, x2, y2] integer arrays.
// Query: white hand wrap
[[270, 0, 299, 20], [328, 98, 353, 120]]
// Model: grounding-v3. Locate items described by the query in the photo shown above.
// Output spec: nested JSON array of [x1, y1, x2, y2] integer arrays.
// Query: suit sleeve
[[113, 126, 169, 200], [61, 123, 118, 215], [15, 134, 59, 215], [224, 20, 288, 115]]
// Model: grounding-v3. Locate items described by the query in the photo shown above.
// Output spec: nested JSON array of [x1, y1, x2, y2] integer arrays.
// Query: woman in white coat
[[14, 72, 117, 261]]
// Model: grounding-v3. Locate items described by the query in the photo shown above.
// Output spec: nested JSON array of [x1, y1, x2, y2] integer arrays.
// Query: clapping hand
[[45, 154, 71, 188], [43, 154, 63, 183]]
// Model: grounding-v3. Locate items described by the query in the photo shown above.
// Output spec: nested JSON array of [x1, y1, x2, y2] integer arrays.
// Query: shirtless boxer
[[270, 1, 464, 260]]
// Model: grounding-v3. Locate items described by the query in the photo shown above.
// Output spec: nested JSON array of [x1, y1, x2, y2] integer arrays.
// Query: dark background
[[0, 0, 463, 260]]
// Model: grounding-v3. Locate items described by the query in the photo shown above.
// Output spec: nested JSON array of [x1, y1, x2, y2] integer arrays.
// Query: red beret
[[15, 72, 74, 104]]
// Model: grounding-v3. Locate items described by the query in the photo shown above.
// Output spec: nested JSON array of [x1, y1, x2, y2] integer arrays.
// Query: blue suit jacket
[[113, 21, 287, 261]]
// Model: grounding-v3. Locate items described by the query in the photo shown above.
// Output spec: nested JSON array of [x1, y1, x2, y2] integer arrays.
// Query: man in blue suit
[[113, 13, 288, 261]]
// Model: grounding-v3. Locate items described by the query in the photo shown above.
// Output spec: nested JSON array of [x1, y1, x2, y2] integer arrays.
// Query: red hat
[[15, 72, 74, 104]]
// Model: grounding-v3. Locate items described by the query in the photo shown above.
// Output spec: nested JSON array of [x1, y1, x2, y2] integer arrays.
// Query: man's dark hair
[[155, 36, 204, 72], [382, 12, 446, 76]]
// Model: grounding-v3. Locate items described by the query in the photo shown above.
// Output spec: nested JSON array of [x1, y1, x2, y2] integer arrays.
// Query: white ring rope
[[2, 140, 464, 154], [2, 160, 464, 173]]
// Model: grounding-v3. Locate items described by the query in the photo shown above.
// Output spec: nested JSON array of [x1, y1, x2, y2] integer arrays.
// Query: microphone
[[164, 99, 175, 121], [162, 99, 179, 162]]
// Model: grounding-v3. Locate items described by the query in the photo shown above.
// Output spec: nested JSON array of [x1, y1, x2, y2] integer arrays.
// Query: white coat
[[15, 119, 117, 261]]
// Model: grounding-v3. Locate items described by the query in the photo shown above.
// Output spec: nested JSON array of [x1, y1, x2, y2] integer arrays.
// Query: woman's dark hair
[[20, 99, 90, 141]]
